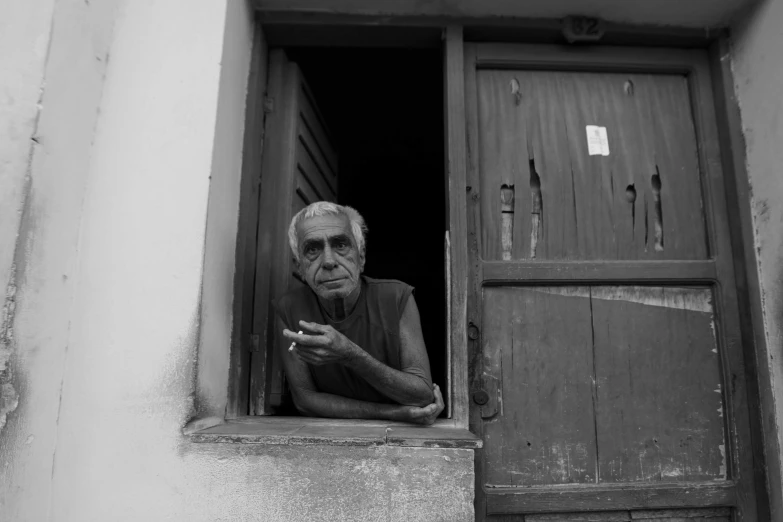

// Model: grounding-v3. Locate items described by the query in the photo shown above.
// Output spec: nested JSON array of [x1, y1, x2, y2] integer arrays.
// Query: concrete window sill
[[185, 416, 482, 449]]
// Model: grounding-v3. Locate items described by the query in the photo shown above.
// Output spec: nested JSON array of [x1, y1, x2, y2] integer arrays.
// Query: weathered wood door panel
[[591, 287, 725, 484], [482, 286, 725, 489], [465, 44, 759, 521], [250, 49, 338, 414], [482, 287, 597, 486], [477, 70, 707, 261]]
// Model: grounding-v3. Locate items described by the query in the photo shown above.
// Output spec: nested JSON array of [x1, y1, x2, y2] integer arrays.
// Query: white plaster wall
[[731, 0, 783, 515], [196, 0, 256, 419], [0, 0, 54, 286], [0, 0, 122, 519], [0, 1, 475, 521], [0, 0, 56, 434]]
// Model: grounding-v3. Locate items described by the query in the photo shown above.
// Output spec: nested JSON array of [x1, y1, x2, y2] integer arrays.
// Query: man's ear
[[291, 258, 306, 284], [359, 249, 366, 273]]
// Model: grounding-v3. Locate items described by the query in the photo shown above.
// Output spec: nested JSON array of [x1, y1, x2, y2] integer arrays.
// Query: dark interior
[[287, 47, 448, 410]]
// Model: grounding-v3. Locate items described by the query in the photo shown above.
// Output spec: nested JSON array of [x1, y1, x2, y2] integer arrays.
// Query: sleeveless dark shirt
[[274, 276, 420, 403]]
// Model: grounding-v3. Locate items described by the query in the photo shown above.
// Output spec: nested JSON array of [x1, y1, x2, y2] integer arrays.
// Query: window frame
[[219, 20, 473, 436]]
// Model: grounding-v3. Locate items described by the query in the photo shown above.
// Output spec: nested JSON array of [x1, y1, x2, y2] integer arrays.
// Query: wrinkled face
[[296, 213, 364, 300]]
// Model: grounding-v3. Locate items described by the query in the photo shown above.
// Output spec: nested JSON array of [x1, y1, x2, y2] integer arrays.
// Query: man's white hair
[[288, 201, 368, 262]]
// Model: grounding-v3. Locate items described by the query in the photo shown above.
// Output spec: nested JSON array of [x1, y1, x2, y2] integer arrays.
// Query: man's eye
[[304, 246, 320, 256]]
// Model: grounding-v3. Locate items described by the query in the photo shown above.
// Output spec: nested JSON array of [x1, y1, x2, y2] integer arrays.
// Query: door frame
[[461, 43, 766, 520]]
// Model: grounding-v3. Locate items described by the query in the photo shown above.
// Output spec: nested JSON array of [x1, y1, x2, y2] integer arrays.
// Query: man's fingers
[[293, 350, 329, 366], [293, 345, 325, 357], [283, 329, 326, 346], [299, 321, 329, 334], [409, 404, 437, 418], [424, 384, 444, 422], [432, 384, 445, 408], [292, 346, 340, 366]]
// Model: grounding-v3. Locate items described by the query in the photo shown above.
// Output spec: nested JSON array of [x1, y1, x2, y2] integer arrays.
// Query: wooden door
[[250, 49, 338, 414], [464, 45, 760, 521]]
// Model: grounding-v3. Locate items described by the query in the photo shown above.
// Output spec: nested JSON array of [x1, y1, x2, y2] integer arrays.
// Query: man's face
[[296, 213, 364, 300]]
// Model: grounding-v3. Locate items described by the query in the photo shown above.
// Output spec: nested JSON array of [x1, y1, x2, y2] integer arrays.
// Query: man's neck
[[318, 281, 362, 321]]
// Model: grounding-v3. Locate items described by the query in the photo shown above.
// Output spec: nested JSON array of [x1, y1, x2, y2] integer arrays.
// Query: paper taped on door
[[586, 125, 610, 156]]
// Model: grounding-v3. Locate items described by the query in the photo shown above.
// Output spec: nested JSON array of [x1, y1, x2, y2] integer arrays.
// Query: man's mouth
[[321, 277, 346, 285]]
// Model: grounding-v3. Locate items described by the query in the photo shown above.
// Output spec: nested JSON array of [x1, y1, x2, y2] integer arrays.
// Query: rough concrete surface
[[731, 0, 783, 516], [0, 0, 57, 452], [255, 0, 753, 28]]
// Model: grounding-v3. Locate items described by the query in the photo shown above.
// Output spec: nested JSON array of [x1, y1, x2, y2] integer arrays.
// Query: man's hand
[[283, 321, 360, 366], [395, 384, 444, 425]]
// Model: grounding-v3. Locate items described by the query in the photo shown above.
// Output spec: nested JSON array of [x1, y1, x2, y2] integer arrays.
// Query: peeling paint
[[530, 285, 713, 313], [732, 0, 783, 515], [660, 464, 684, 479], [0, 266, 20, 432], [591, 286, 712, 312]]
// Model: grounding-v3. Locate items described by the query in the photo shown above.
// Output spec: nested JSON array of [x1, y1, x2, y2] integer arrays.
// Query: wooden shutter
[[250, 49, 338, 415]]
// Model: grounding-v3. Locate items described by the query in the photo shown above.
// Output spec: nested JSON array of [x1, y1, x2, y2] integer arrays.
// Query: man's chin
[[315, 281, 356, 300], [317, 288, 350, 300]]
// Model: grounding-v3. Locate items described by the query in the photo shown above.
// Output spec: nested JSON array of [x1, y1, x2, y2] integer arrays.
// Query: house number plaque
[[562, 16, 605, 43]]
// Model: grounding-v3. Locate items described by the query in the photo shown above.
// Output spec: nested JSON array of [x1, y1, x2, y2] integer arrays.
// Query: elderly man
[[274, 201, 444, 425]]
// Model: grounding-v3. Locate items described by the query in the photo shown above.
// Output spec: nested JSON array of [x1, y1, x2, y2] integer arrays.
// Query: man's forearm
[[346, 350, 433, 407], [294, 388, 407, 421]]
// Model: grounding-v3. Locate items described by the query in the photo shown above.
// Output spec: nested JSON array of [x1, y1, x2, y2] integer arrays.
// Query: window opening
[[268, 47, 448, 416]]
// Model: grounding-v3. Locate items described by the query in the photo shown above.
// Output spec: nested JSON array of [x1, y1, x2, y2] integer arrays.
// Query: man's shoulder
[[362, 276, 411, 293], [362, 276, 413, 310]]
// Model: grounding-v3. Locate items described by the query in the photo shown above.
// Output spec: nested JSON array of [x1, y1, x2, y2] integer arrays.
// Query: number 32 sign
[[562, 16, 605, 43]]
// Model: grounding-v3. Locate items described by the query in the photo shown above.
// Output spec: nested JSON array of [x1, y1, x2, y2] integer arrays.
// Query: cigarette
[[288, 330, 303, 352]]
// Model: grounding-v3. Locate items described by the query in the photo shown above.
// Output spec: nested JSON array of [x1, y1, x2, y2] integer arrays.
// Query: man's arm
[[283, 296, 435, 407], [277, 316, 442, 423], [293, 384, 443, 423], [346, 295, 434, 405]]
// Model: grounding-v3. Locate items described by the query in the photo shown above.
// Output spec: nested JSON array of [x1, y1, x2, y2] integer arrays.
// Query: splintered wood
[[476, 71, 706, 261], [481, 286, 725, 487], [501, 185, 515, 259]]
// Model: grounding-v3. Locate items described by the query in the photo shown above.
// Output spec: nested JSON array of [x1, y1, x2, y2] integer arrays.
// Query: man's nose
[[322, 246, 337, 269]]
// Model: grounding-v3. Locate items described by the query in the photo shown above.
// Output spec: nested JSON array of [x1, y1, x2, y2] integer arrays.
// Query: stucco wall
[[0, 1, 474, 521], [730, 0, 783, 515], [0, 0, 123, 518], [0, 0, 56, 435]]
